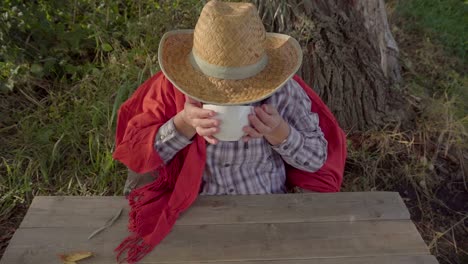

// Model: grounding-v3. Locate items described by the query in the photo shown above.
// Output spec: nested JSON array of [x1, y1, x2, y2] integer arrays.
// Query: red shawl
[[113, 72, 347, 263]]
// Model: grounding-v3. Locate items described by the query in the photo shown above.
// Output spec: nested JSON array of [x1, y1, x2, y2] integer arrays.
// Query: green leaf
[[101, 43, 113, 52], [30, 64, 43, 75]]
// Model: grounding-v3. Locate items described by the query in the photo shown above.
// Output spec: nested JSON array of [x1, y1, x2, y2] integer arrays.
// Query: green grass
[[393, 0, 468, 117], [396, 0, 467, 62]]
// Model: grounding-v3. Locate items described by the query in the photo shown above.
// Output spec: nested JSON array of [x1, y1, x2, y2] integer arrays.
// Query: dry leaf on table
[[58, 251, 93, 264]]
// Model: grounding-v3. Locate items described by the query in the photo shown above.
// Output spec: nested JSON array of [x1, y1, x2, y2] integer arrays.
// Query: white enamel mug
[[202, 104, 253, 141]]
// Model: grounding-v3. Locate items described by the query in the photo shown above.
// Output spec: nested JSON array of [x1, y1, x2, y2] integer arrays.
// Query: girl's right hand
[[174, 96, 220, 144]]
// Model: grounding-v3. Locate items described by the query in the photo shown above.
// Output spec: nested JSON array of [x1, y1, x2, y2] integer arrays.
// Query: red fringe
[[132, 179, 166, 222], [115, 154, 185, 263], [115, 234, 153, 264]]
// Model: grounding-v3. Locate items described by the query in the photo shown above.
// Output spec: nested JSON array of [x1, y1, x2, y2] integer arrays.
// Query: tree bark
[[255, 0, 410, 131]]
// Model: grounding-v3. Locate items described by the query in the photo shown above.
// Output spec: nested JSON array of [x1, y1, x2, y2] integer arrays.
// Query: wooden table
[[1, 192, 438, 264]]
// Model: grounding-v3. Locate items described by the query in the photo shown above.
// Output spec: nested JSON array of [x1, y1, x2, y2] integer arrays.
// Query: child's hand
[[175, 96, 220, 144], [243, 104, 290, 145]]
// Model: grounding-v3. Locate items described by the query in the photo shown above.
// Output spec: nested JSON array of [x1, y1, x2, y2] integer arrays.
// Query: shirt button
[[224, 163, 230, 167], [283, 145, 289, 150], [304, 162, 310, 166]]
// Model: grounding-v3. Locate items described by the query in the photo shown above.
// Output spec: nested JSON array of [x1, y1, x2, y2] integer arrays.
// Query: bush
[[0, 0, 202, 220]]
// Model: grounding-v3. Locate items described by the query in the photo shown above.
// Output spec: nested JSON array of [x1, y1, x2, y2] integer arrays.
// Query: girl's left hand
[[243, 104, 290, 145]]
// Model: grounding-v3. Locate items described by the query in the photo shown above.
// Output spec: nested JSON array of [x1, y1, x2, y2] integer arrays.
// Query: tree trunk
[[255, 0, 410, 131]]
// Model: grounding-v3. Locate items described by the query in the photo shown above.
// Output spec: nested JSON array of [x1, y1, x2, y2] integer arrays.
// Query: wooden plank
[[0, 254, 440, 264], [2, 221, 429, 264], [134, 221, 429, 262], [164, 255, 440, 264], [20, 196, 128, 229], [20, 192, 410, 228]]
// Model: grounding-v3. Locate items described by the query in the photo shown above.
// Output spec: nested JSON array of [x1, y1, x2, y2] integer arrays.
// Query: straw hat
[[158, 0, 303, 105]]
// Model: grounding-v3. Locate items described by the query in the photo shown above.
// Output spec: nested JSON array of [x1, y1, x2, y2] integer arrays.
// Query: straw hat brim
[[158, 30, 303, 105]]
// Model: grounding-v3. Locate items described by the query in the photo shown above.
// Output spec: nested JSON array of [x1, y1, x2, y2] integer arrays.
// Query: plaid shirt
[[155, 79, 327, 195]]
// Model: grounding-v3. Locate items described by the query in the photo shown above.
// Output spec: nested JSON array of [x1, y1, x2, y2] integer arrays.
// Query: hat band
[[189, 51, 268, 80]]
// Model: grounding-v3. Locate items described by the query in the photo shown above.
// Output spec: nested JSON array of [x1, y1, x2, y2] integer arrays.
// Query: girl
[[113, 1, 346, 263]]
